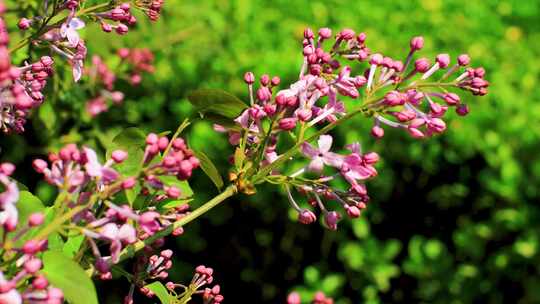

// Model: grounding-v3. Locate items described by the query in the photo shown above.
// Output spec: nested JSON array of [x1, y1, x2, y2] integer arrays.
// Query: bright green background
[[3, 0, 540, 303]]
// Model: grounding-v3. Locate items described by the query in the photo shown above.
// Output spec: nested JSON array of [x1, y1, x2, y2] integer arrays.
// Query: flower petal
[[317, 135, 333, 153], [301, 142, 319, 158], [307, 157, 324, 173]]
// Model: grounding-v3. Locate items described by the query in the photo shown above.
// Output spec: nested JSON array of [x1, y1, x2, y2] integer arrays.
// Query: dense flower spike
[[215, 27, 488, 230], [0, 164, 64, 303]]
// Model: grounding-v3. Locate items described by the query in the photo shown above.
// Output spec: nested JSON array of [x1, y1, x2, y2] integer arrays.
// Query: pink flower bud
[[146, 133, 158, 145], [101, 22, 112, 32], [407, 127, 425, 139], [111, 150, 128, 163], [161, 249, 173, 258], [456, 103, 470, 116], [256, 87, 272, 102], [324, 211, 341, 230], [444, 93, 460, 105], [24, 258, 42, 273], [28, 213, 44, 226], [357, 32, 367, 43], [158, 137, 169, 151], [243, 72, 255, 84], [298, 209, 316, 224], [415, 58, 430, 72], [303, 28, 314, 39], [23, 240, 42, 255], [33, 275, 48, 289], [436, 54, 451, 68], [166, 186, 181, 199], [115, 23, 129, 35], [371, 125, 384, 138], [279, 117, 297, 131], [271, 76, 281, 86], [0, 163, 15, 175], [287, 292, 301, 304], [275, 94, 287, 106], [338, 28, 355, 40], [370, 53, 383, 65], [122, 177, 137, 189], [318, 28, 332, 39], [18, 18, 32, 30], [346, 206, 361, 218], [410, 36, 424, 51], [457, 54, 470, 66], [118, 48, 130, 59]]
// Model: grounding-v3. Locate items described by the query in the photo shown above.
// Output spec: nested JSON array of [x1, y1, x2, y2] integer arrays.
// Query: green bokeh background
[[3, 0, 540, 303]]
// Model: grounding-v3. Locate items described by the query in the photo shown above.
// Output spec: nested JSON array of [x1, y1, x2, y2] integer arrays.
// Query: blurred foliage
[[2, 0, 540, 303]]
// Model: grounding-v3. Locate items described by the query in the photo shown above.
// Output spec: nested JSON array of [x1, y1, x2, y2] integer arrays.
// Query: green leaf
[[42, 251, 99, 304], [63, 235, 85, 258], [193, 150, 224, 190], [145, 281, 174, 304], [187, 89, 247, 119], [16, 191, 45, 231], [110, 127, 146, 149]]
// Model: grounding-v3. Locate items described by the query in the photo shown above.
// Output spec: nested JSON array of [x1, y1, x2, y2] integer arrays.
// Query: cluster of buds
[[32, 144, 124, 192], [214, 27, 488, 230], [287, 291, 333, 304], [127, 249, 174, 302], [117, 48, 155, 85], [143, 133, 200, 182], [1, 6, 55, 133], [0, 164, 64, 303], [165, 265, 223, 304], [134, 0, 165, 21], [94, 3, 136, 35]]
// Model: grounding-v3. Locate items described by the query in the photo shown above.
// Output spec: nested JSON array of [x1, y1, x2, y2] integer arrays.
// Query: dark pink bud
[[346, 206, 361, 218], [318, 28, 332, 39], [243, 72, 255, 84], [115, 23, 129, 35], [324, 211, 341, 230], [303, 28, 314, 39], [371, 125, 384, 138], [23, 240, 42, 255], [118, 48, 130, 59], [415, 58, 431, 72], [122, 177, 137, 189], [338, 28, 355, 40], [357, 32, 367, 43], [370, 53, 383, 65], [410, 36, 424, 51], [24, 258, 42, 273], [146, 133, 159, 145], [456, 103, 470, 116], [278, 117, 297, 131], [0, 163, 15, 175], [407, 127, 425, 139], [166, 186, 181, 199], [275, 94, 287, 106], [271, 76, 280, 86], [111, 150, 128, 163], [444, 93, 460, 105], [28, 213, 45, 226], [260, 74, 270, 86], [457, 54, 470, 66], [363, 152, 379, 164], [18, 18, 32, 30], [158, 137, 169, 151], [256, 87, 272, 101], [32, 159, 48, 173], [384, 91, 405, 106], [436, 54, 451, 68], [287, 292, 301, 304], [33, 275, 48, 289], [298, 209, 316, 224]]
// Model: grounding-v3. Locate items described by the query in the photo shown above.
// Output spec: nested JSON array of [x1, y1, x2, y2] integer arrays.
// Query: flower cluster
[[216, 27, 488, 230], [0, 164, 64, 303], [0, 5, 54, 134], [166, 265, 224, 304], [118, 48, 156, 85]]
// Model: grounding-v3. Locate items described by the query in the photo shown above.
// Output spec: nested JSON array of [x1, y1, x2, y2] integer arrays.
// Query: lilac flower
[[100, 223, 137, 263], [82, 147, 119, 184], [0, 272, 21, 304], [301, 135, 343, 173], [60, 17, 85, 47], [0, 172, 19, 231]]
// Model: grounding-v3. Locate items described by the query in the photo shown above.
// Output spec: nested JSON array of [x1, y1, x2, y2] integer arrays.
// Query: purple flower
[[82, 147, 119, 183], [60, 18, 85, 47], [301, 135, 343, 173], [340, 143, 378, 188], [100, 223, 137, 263]]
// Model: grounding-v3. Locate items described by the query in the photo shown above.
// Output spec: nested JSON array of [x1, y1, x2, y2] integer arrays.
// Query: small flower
[[301, 135, 343, 173], [60, 18, 85, 47]]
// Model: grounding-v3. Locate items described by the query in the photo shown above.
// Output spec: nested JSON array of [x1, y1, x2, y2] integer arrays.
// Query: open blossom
[[60, 17, 85, 47], [301, 135, 343, 173], [0, 163, 19, 231]]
